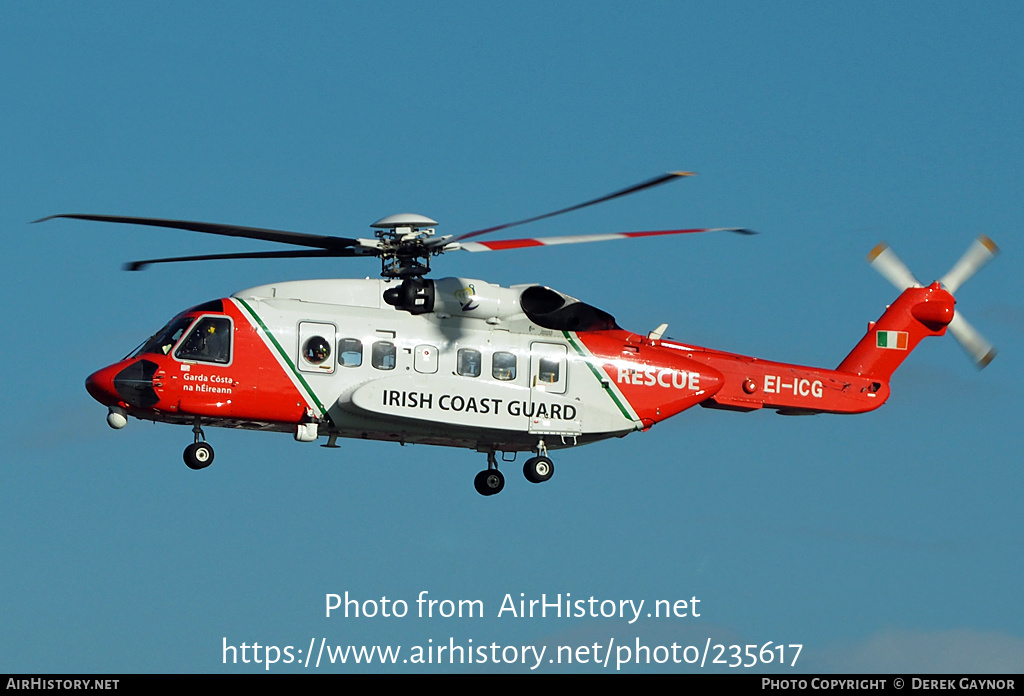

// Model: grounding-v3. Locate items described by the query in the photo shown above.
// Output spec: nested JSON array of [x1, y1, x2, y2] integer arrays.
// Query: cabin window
[[302, 336, 331, 365], [297, 321, 337, 373], [538, 357, 560, 383], [175, 316, 232, 364], [492, 352, 517, 381], [457, 349, 482, 377], [531, 342, 567, 394], [372, 341, 396, 370], [339, 338, 363, 367]]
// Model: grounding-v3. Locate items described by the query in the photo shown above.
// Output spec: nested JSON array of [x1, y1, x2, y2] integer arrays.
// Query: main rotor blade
[[35, 214, 359, 251], [456, 171, 695, 242], [456, 226, 754, 252], [867, 242, 921, 290], [124, 248, 369, 271], [939, 235, 999, 294], [947, 311, 996, 368]]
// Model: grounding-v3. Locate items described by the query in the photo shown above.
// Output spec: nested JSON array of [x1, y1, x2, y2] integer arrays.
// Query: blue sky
[[2, 2, 1022, 673]]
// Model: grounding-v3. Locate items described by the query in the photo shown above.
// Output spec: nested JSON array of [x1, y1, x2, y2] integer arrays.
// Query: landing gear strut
[[183, 420, 214, 470], [474, 452, 505, 496]]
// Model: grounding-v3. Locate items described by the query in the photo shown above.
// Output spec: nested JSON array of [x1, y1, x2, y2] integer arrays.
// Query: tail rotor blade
[[867, 242, 922, 290], [947, 312, 996, 369], [940, 235, 1000, 294]]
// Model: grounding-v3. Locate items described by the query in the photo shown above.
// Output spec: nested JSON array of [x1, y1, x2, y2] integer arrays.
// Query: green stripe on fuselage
[[234, 297, 332, 423], [562, 331, 638, 427]]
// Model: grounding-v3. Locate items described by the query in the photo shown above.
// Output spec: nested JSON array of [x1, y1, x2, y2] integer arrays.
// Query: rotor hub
[[370, 214, 444, 278]]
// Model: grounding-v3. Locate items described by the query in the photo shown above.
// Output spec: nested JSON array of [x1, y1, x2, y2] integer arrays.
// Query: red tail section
[[837, 282, 955, 380]]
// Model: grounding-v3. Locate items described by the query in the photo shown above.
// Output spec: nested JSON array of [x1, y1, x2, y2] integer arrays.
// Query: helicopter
[[39, 172, 998, 496]]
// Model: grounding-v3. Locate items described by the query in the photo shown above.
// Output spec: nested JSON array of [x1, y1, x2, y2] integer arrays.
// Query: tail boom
[[680, 347, 891, 415]]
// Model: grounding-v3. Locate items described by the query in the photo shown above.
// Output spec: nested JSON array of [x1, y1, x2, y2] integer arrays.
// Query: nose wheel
[[184, 442, 214, 469], [184, 420, 214, 470]]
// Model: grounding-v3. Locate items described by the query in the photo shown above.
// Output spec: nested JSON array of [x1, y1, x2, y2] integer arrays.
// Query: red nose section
[[85, 363, 123, 407]]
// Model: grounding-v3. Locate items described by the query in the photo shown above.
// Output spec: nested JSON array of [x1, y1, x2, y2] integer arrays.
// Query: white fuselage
[[231, 277, 642, 453]]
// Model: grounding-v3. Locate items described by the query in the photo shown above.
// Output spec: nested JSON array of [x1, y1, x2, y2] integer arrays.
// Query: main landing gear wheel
[[183, 441, 214, 470], [474, 469, 505, 496], [523, 456, 554, 484]]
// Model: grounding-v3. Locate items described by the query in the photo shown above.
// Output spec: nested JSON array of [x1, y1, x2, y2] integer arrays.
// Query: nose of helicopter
[[87, 358, 162, 410], [85, 363, 123, 407]]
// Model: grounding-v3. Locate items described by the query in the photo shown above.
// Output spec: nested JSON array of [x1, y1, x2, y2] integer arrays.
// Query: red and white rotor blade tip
[[947, 312, 996, 369], [867, 243, 921, 290], [940, 235, 1000, 294], [457, 227, 753, 252]]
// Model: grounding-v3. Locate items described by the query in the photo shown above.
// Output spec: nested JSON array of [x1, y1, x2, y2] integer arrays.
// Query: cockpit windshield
[[134, 316, 195, 357]]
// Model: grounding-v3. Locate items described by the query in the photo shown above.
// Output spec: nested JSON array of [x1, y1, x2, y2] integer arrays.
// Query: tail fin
[[837, 283, 954, 380]]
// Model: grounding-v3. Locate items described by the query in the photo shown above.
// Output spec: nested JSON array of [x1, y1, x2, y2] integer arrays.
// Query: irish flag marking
[[876, 330, 908, 350]]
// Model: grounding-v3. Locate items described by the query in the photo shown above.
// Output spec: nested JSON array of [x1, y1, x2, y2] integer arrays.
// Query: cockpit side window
[[136, 316, 195, 357], [175, 316, 232, 364]]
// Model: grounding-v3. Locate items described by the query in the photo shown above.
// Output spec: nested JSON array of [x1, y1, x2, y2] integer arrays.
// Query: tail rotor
[[867, 236, 998, 369]]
